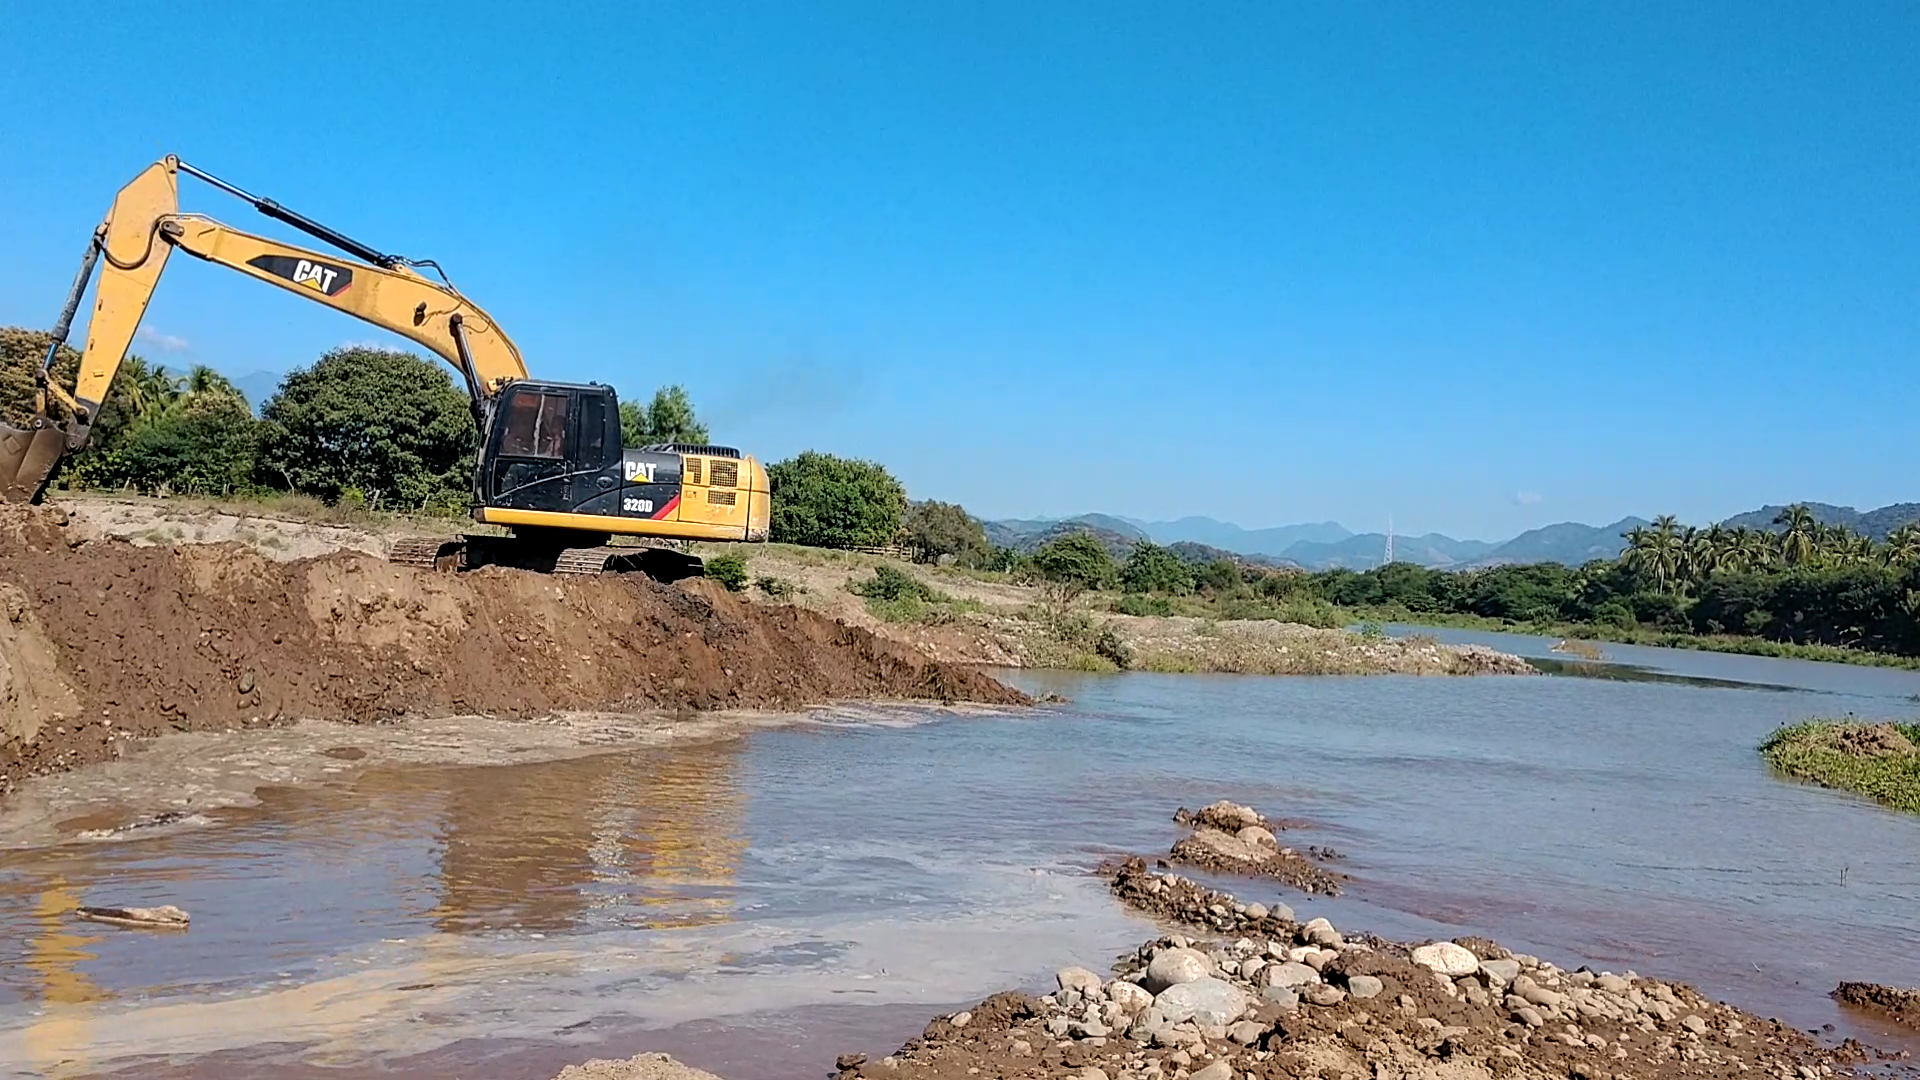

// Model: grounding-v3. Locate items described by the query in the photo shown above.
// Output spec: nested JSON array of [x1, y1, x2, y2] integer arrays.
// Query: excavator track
[[553, 547, 617, 575], [385, 534, 705, 582], [387, 535, 467, 569]]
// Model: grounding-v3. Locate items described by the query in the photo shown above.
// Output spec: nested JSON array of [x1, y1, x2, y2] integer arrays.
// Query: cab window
[[498, 392, 569, 458]]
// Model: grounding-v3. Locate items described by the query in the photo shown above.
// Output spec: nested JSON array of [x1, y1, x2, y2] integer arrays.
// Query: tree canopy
[[257, 346, 475, 508], [903, 499, 991, 566], [767, 450, 906, 549], [621, 384, 710, 447]]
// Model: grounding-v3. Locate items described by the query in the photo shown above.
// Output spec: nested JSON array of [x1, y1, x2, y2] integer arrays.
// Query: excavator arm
[[0, 155, 528, 502]]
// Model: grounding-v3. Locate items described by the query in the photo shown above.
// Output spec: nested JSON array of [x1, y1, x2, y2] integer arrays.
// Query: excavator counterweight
[[2, 156, 769, 576]]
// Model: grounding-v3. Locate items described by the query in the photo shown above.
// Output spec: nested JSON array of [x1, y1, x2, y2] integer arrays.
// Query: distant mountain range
[[981, 503, 1920, 571]]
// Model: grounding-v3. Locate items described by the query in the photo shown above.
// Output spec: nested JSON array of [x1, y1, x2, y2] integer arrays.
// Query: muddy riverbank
[[0, 504, 1024, 793]]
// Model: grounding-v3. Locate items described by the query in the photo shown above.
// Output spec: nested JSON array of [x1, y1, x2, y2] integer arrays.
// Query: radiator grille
[[684, 458, 703, 486], [711, 460, 739, 488], [706, 489, 737, 506]]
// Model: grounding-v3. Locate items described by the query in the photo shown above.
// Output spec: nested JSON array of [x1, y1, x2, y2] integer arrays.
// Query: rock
[[1522, 985, 1568, 1008], [1046, 1015, 1070, 1037], [1240, 957, 1267, 982], [1228, 1019, 1266, 1045], [1302, 917, 1343, 948], [1153, 977, 1253, 1027], [1191, 1063, 1235, 1080], [75, 904, 189, 929], [1303, 984, 1348, 1007], [1479, 958, 1521, 986], [1347, 975, 1384, 1000], [1076, 1069, 1109, 1080], [1516, 1006, 1545, 1027], [1304, 949, 1336, 972], [1682, 1014, 1709, 1035], [1057, 966, 1105, 997], [1596, 974, 1631, 994], [1410, 942, 1479, 977], [1264, 962, 1320, 988], [1237, 825, 1277, 847], [1108, 980, 1155, 1013], [1245, 902, 1269, 920], [1144, 947, 1215, 993], [949, 1011, 971, 1028], [1263, 985, 1300, 1009], [1068, 1019, 1109, 1039], [1269, 901, 1295, 922], [1203, 800, 1262, 828]]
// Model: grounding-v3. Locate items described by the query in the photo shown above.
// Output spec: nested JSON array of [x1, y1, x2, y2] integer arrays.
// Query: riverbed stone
[[1240, 957, 1267, 983], [1303, 984, 1348, 1007], [1348, 975, 1385, 1000], [1479, 958, 1521, 986], [1237, 825, 1277, 848], [1515, 1006, 1545, 1027], [1411, 942, 1480, 977], [1190, 1063, 1235, 1080], [1596, 974, 1631, 994], [1108, 980, 1154, 1013], [1303, 917, 1344, 948], [1057, 966, 1104, 997], [1682, 1014, 1708, 1035], [1245, 902, 1269, 920], [1228, 1019, 1266, 1045], [1153, 976, 1253, 1027], [1264, 985, 1301, 1010], [1144, 947, 1215, 993], [1264, 961, 1320, 988]]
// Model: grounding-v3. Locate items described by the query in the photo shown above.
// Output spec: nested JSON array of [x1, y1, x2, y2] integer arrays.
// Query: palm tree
[[1884, 523, 1920, 568], [1775, 504, 1819, 568]]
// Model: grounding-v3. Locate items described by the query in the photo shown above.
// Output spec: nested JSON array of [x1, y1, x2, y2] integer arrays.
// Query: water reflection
[[18, 881, 104, 1077], [353, 739, 752, 934]]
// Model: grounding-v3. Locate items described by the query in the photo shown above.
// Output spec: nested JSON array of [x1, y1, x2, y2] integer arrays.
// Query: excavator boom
[[0, 156, 527, 501]]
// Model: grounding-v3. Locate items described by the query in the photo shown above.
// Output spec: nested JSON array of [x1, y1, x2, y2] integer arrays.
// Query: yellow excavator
[[0, 155, 769, 577]]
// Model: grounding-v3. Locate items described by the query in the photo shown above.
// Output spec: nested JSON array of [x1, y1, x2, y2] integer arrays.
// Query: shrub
[[1112, 594, 1173, 617], [767, 450, 906, 549], [704, 554, 749, 591], [1095, 625, 1134, 669], [754, 575, 797, 599], [851, 563, 937, 603]]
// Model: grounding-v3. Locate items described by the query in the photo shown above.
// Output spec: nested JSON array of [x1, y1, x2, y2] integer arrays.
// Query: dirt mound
[[838, 862, 1898, 1080], [1834, 982, 1920, 1029], [1822, 723, 1918, 758], [0, 505, 1026, 794]]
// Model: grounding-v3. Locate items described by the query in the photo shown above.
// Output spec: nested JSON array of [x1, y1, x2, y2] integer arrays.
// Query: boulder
[[1153, 977, 1253, 1027], [1411, 941, 1479, 977], [1264, 962, 1321, 988], [1108, 980, 1154, 1013], [1143, 947, 1215, 994], [1056, 966, 1105, 997]]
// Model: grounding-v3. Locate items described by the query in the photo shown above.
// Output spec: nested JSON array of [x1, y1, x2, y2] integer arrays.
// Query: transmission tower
[[1384, 515, 1395, 565]]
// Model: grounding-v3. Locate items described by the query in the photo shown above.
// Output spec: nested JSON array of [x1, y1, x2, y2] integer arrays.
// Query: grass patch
[[850, 563, 983, 624], [1758, 720, 1920, 813]]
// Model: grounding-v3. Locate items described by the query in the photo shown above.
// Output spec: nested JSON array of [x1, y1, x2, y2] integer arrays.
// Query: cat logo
[[246, 254, 354, 297], [622, 459, 658, 483]]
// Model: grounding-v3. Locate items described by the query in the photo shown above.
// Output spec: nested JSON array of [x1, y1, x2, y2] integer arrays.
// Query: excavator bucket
[[0, 420, 65, 504]]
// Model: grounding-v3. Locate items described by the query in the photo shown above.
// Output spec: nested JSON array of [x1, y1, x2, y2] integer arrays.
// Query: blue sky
[[1, 3, 1913, 540]]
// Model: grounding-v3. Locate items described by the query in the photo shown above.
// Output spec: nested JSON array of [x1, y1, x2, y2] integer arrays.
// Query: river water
[[2, 632, 1917, 1078]]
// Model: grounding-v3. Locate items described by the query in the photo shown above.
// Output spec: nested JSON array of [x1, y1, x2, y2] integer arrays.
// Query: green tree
[[766, 450, 907, 549], [257, 346, 474, 507], [1120, 541, 1195, 594], [1030, 532, 1117, 608], [70, 392, 260, 495], [1776, 504, 1819, 568], [902, 499, 991, 566], [620, 384, 710, 447]]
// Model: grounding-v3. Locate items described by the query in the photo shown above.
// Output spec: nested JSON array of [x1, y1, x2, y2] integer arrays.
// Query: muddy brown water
[[2, 637, 1918, 1078]]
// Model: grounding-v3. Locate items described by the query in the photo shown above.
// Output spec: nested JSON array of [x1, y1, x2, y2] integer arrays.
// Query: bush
[[1031, 532, 1117, 609], [257, 346, 473, 507], [754, 575, 797, 598], [1095, 625, 1134, 669], [851, 563, 937, 603], [1121, 542, 1195, 594], [767, 450, 907, 549], [704, 554, 749, 591], [1112, 593, 1173, 617]]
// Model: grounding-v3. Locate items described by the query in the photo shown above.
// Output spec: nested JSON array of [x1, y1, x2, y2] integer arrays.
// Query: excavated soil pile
[[1834, 982, 1920, 1030], [0, 506, 1025, 793], [1167, 800, 1349, 897], [835, 858, 1905, 1080]]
